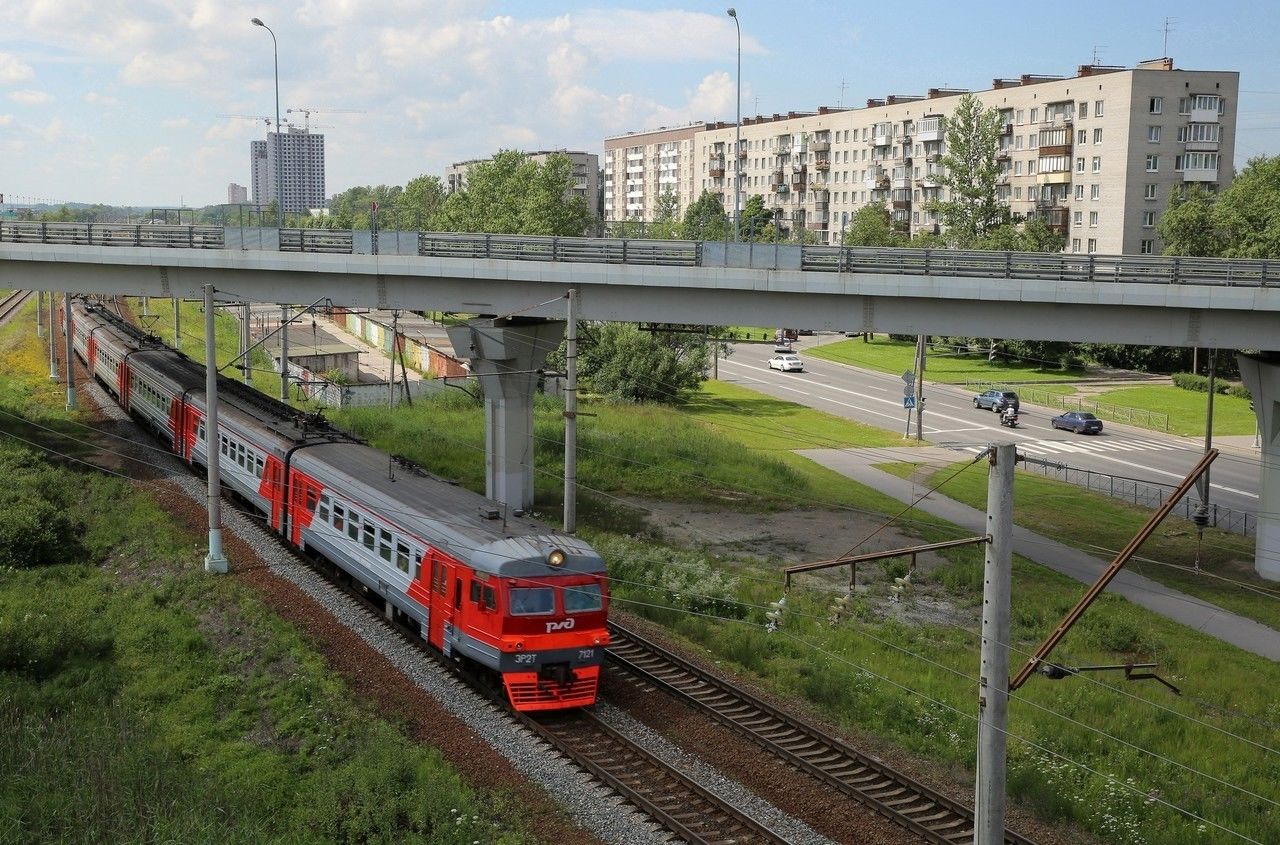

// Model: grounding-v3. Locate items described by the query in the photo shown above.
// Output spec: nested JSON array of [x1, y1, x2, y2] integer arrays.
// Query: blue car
[[1051, 411, 1104, 434]]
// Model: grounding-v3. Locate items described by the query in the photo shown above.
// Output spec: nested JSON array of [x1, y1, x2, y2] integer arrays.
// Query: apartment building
[[445, 149, 600, 217], [607, 59, 1237, 254], [602, 122, 714, 223], [227, 183, 248, 205], [250, 126, 326, 214]]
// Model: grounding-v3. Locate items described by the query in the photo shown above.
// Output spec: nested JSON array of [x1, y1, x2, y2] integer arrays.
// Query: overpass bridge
[[2, 222, 1278, 579]]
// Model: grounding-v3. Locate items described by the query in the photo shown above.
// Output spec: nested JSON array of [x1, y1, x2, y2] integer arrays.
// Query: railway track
[[606, 621, 1039, 845], [0, 290, 32, 324], [523, 709, 790, 845]]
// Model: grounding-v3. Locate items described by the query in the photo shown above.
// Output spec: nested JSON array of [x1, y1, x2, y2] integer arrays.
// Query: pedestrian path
[[797, 446, 1280, 661], [952, 436, 1190, 458]]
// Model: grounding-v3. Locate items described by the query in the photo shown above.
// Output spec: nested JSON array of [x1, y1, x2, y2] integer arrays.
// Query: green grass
[[1090, 385, 1257, 437], [0, 320, 539, 844], [877, 459, 1277, 630], [808, 336, 1085, 385]]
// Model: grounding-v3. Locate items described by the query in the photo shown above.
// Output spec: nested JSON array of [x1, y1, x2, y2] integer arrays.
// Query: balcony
[[918, 173, 941, 188], [790, 172, 806, 188], [892, 199, 911, 210], [1002, 122, 1013, 135], [811, 188, 829, 202], [807, 220, 828, 231], [891, 175, 911, 190], [770, 169, 786, 186], [811, 139, 831, 153], [1037, 171, 1072, 185], [816, 158, 830, 171], [709, 158, 725, 178], [1190, 105, 1220, 124], [1184, 140, 1220, 152], [773, 182, 790, 194], [917, 119, 944, 143], [1039, 143, 1072, 157], [996, 149, 1011, 161], [925, 152, 942, 163], [776, 141, 792, 155], [1183, 166, 1220, 182]]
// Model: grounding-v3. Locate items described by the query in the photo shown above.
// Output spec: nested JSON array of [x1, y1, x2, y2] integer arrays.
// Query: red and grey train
[[69, 299, 609, 711]]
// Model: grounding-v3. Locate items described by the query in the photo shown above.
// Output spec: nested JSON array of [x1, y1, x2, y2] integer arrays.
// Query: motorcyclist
[[1001, 405, 1019, 426]]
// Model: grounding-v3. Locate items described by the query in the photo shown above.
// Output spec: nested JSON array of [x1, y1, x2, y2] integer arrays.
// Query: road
[[718, 338, 1261, 517]]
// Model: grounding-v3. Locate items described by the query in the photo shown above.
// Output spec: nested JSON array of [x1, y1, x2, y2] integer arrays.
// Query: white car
[[768, 353, 804, 372]]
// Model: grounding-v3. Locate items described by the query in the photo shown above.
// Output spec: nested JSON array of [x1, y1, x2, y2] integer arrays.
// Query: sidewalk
[[798, 446, 1280, 662]]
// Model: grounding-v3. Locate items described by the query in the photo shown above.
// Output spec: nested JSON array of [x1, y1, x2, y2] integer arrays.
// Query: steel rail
[[607, 621, 1038, 845], [0, 290, 32, 324]]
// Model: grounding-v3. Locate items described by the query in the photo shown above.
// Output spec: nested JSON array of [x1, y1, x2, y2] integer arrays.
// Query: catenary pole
[[1200, 348, 1216, 511], [48, 291, 57, 380], [914, 334, 926, 440], [564, 289, 579, 533], [280, 304, 289, 402], [63, 292, 76, 410], [173, 297, 181, 349], [241, 302, 251, 383], [727, 8, 741, 242], [35, 290, 43, 337], [975, 442, 1015, 844], [389, 311, 398, 408], [203, 284, 229, 574]]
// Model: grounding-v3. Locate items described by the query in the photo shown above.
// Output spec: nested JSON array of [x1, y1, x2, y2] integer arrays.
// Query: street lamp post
[[251, 17, 285, 229], [727, 8, 741, 242]]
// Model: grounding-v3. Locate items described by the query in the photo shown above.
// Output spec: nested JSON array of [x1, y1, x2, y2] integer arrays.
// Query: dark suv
[[974, 389, 1020, 413]]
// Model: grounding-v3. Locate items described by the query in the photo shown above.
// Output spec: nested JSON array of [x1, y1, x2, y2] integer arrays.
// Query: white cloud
[[9, 89, 51, 105], [569, 10, 764, 62], [0, 52, 34, 84], [84, 91, 122, 106], [0, 114, 14, 126], [138, 145, 170, 168]]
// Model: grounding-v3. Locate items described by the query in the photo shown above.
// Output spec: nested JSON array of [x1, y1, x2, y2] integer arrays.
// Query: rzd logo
[[545, 618, 576, 633]]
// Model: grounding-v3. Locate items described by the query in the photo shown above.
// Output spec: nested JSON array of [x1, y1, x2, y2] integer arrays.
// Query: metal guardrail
[[1020, 454, 1255, 536], [5, 222, 1278, 286], [279, 228, 353, 254], [968, 381, 1170, 431], [0, 222, 224, 249]]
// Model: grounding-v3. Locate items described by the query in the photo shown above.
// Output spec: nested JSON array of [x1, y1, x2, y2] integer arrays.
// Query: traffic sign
[[903, 385, 914, 397], [904, 396, 917, 409], [902, 370, 915, 384]]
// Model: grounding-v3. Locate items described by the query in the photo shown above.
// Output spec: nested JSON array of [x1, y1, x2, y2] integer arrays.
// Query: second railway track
[[0, 290, 32, 324], [606, 621, 1038, 845]]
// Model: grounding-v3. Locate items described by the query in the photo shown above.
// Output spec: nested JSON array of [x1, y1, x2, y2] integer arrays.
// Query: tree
[[399, 174, 447, 230], [1157, 184, 1223, 257], [434, 150, 592, 236], [576, 323, 711, 403], [679, 190, 729, 241], [1212, 155, 1280, 258], [740, 194, 774, 240], [930, 94, 1007, 246], [841, 204, 907, 247], [648, 190, 682, 239], [975, 219, 1065, 253]]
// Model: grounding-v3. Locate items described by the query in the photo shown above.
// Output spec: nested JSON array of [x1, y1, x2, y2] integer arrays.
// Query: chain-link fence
[[1019, 454, 1255, 536]]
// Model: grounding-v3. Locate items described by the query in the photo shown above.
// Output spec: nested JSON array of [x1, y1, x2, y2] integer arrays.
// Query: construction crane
[[286, 107, 365, 131], [217, 114, 283, 129]]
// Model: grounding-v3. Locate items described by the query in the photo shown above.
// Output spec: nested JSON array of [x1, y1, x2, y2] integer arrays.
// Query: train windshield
[[564, 583, 603, 613], [509, 587, 555, 615]]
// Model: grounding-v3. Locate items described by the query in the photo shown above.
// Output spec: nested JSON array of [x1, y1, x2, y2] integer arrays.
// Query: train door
[[427, 550, 459, 656]]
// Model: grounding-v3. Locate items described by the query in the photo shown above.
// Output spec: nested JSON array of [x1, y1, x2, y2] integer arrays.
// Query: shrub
[[1171, 371, 1251, 400], [0, 444, 83, 568]]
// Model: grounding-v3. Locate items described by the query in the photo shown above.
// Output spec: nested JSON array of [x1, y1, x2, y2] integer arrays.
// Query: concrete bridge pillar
[[1237, 353, 1280, 581], [447, 317, 565, 512]]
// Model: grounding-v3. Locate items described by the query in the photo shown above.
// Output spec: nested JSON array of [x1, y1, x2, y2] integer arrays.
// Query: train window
[[332, 503, 345, 531], [395, 541, 410, 573], [509, 587, 555, 616], [564, 584, 604, 613], [362, 523, 376, 551], [411, 548, 423, 580], [378, 529, 393, 562], [317, 496, 329, 522], [454, 579, 462, 609], [219, 435, 228, 456], [306, 489, 319, 510], [469, 581, 481, 603], [346, 513, 360, 541], [482, 585, 497, 611], [255, 456, 265, 478]]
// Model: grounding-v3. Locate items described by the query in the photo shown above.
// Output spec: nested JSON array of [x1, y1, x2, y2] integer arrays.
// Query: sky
[[2, 0, 1280, 208]]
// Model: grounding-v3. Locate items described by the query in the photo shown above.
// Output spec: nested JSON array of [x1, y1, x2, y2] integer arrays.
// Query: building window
[[1088, 238, 1097, 254], [1077, 129, 1087, 145], [1076, 157, 1085, 173], [1013, 186, 1022, 199], [1073, 211, 1083, 226], [1015, 109, 1024, 124], [1092, 156, 1101, 173], [1141, 239, 1155, 254], [1030, 108, 1039, 124], [1147, 125, 1161, 143], [1015, 136, 1023, 150], [1150, 96, 1163, 114], [1014, 161, 1023, 175], [1072, 238, 1082, 253], [1145, 183, 1157, 201], [1091, 184, 1100, 200], [1089, 211, 1099, 227], [1146, 154, 1159, 172], [1075, 184, 1085, 200], [1094, 100, 1104, 117], [1078, 101, 1088, 119], [1142, 210, 1156, 228], [1178, 97, 1191, 115]]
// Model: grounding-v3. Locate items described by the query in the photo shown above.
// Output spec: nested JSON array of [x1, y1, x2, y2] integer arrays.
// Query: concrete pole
[[203, 284, 229, 574], [389, 311, 398, 408], [975, 442, 1015, 845], [1199, 348, 1216, 510], [914, 334, 926, 441], [173, 297, 181, 350], [63, 293, 76, 410], [35, 290, 43, 337], [564, 290, 578, 533], [241, 303, 251, 384], [280, 304, 289, 402], [48, 292, 57, 379]]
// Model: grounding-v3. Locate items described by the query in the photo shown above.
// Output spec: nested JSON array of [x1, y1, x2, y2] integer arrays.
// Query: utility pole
[[241, 303, 251, 384], [914, 334, 926, 441], [564, 289, 579, 534], [173, 297, 181, 350], [975, 442, 1015, 845], [1198, 349, 1217, 517], [48, 292, 57, 380], [63, 293, 76, 410], [280, 304, 289, 402], [35, 290, 43, 338], [388, 311, 398, 408], [203, 284, 229, 574]]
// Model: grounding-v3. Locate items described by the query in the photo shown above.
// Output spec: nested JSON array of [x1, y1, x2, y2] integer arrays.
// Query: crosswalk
[[957, 436, 1188, 458]]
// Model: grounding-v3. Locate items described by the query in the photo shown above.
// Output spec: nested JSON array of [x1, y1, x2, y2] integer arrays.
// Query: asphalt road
[[720, 339, 1261, 517]]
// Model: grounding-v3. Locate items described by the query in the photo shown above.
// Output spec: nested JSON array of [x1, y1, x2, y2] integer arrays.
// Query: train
[[68, 298, 609, 711]]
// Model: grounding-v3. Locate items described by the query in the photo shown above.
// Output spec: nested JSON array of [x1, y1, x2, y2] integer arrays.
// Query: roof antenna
[[1162, 17, 1177, 57], [1091, 45, 1107, 65]]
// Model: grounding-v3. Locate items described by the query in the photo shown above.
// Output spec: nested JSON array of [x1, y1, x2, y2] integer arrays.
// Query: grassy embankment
[[0, 299, 544, 844], [877, 459, 1278, 630], [82, 303, 1280, 843], [1088, 385, 1255, 437]]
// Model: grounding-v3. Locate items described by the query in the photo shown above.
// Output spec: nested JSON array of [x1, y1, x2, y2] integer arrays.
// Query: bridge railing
[[6, 222, 1278, 286], [0, 222, 225, 249]]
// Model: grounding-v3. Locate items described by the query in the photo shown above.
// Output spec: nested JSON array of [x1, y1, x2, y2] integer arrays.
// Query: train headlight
[[515, 641, 524, 650], [546, 548, 566, 568]]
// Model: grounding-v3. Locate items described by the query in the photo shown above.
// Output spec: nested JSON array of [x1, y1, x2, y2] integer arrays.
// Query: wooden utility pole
[[975, 442, 1015, 844]]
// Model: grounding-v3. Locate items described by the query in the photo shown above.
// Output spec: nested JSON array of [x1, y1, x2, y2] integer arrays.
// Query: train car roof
[[292, 442, 605, 578]]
